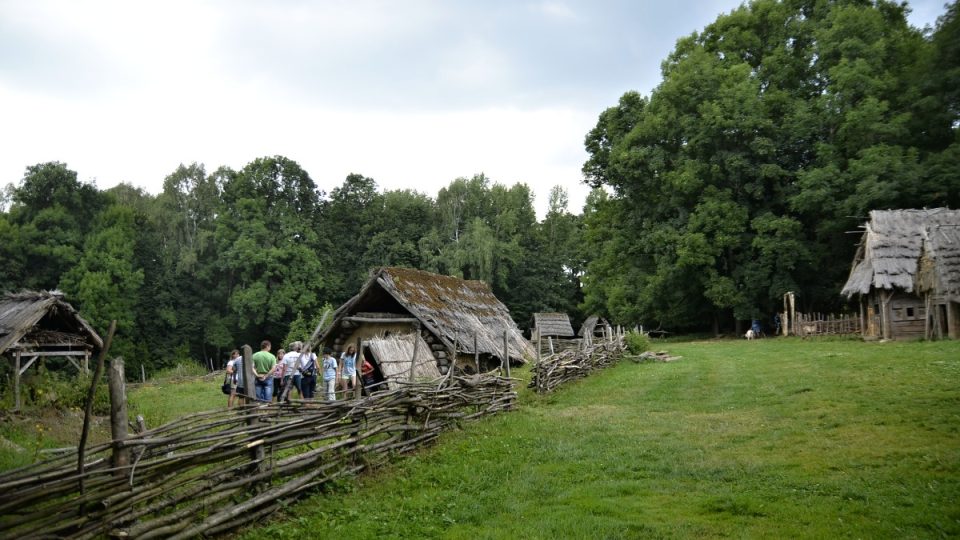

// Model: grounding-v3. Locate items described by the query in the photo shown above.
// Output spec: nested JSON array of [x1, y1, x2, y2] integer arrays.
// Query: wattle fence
[[530, 337, 626, 393], [0, 375, 515, 539]]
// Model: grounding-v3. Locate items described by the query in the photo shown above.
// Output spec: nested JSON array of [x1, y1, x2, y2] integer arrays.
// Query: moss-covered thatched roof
[[325, 267, 533, 362], [841, 208, 960, 297], [0, 290, 103, 356]]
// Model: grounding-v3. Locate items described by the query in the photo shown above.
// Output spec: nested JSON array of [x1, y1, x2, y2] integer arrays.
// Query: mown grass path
[[244, 338, 960, 538]]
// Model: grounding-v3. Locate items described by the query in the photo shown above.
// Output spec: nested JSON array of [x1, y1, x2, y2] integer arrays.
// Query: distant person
[[338, 345, 358, 398], [281, 342, 304, 400], [322, 347, 338, 401], [272, 348, 285, 401], [361, 356, 377, 395], [251, 340, 277, 402], [225, 349, 240, 408], [300, 346, 319, 399]]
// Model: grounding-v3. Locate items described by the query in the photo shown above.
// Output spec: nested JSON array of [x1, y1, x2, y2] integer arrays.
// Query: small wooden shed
[[841, 209, 960, 340], [578, 315, 610, 341], [320, 267, 534, 382], [0, 290, 103, 409], [532, 313, 575, 338]]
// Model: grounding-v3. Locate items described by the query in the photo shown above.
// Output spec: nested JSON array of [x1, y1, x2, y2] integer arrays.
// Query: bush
[[625, 331, 651, 355], [3, 368, 111, 415]]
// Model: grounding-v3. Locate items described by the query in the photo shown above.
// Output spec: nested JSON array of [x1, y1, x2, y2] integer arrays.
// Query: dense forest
[[1, 0, 957, 372]]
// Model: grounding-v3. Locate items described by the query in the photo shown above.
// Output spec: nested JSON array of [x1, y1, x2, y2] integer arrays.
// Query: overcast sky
[[0, 0, 948, 217]]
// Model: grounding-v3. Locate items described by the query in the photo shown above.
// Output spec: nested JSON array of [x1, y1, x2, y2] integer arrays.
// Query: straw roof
[[841, 209, 960, 298], [325, 267, 534, 362], [578, 315, 608, 337], [917, 225, 960, 301], [365, 332, 441, 389], [0, 290, 103, 356], [533, 312, 575, 337]]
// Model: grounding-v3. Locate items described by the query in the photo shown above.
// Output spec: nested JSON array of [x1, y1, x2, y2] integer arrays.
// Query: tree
[[581, 0, 950, 331]]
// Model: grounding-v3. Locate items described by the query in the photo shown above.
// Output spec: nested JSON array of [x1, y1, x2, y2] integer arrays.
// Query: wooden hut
[[0, 290, 103, 410], [320, 267, 533, 385], [841, 209, 960, 340], [577, 315, 610, 341], [532, 313, 575, 338]]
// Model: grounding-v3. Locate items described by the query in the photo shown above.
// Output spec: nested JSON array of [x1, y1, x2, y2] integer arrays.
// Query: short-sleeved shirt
[[283, 351, 315, 376], [251, 350, 277, 376], [340, 353, 357, 377], [322, 356, 338, 381]]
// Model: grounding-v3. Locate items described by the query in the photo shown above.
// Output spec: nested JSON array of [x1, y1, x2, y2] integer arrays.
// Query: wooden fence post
[[78, 320, 116, 494], [242, 345, 255, 403], [14, 350, 21, 412], [108, 357, 130, 475]]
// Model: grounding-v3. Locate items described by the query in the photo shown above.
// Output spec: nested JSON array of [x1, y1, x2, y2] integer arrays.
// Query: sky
[[0, 0, 949, 217]]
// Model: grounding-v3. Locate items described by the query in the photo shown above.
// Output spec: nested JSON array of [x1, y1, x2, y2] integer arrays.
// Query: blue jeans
[[255, 378, 273, 402]]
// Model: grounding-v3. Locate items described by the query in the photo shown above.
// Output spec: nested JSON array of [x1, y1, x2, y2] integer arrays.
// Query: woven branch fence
[[0, 374, 515, 539], [529, 337, 626, 393]]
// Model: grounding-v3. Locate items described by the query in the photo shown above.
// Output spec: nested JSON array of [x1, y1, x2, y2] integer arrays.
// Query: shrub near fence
[[0, 374, 515, 539], [530, 337, 626, 393]]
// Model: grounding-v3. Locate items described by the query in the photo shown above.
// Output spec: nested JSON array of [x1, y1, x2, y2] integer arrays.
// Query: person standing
[[299, 348, 319, 399], [272, 348, 285, 402], [226, 349, 240, 408], [281, 342, 304, 400], [338, 345, 358, 398], [251, 340, 277, 402], [322, 348, 338, 401]]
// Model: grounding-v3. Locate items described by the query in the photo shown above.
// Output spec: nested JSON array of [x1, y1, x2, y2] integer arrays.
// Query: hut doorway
[[361, 345, 386, 394]]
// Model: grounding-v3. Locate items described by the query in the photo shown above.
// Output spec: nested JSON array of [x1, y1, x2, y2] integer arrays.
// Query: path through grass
[[243, 339, 960, 539]]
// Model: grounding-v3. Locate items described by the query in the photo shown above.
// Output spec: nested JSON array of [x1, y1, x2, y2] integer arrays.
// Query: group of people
[[225, 340, 376, 407]]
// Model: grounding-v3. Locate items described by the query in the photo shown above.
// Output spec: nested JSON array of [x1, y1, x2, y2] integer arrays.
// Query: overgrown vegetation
[[241, 339, 960, 538], [624, 330, 650, 354]]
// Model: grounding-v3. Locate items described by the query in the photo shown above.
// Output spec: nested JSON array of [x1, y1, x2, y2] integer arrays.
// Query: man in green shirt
[[251, 340, 277, 402]]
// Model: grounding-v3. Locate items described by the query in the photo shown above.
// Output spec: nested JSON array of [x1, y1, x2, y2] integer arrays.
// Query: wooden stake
[[242, 345, 255, 402], [108, 357, 130, 475], [409, 323, 421, 382], [474, 333, 479, 374], [78, 319, 116, 493]]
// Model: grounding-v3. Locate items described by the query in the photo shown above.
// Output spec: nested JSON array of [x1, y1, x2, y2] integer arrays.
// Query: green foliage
[[581, 0, 959, 331], [1, 368, 110, 415], [624, 331, 650, 354]]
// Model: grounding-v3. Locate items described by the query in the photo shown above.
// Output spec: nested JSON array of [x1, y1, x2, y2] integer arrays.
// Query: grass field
[[239, 338, 960, 539]]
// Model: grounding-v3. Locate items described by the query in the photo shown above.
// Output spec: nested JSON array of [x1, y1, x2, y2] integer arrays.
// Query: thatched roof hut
[[578, 315, 609, 339], [0, 290, 102, 356], [321, 267, 534, 374], [841, 209, 960, 340], [0, 290, 103, 409], [532, 312, 575, 338]]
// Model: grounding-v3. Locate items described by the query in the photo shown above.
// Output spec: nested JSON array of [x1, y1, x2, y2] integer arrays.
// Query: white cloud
[[536, 1, 577, 21]]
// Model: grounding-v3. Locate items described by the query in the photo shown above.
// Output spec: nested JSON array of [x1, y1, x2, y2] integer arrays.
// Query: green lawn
[[242, 338, 960, 539]]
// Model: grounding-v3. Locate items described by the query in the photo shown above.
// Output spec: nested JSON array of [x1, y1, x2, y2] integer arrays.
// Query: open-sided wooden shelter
[[320, 267, 533, 387], [0, 290, 103, 409], [841, 209, 960, 340]]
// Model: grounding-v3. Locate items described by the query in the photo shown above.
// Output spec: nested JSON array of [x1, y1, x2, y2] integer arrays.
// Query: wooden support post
[[83, 352, 89, 374], [355, 337, 363, 399], [409, 323, 421, 382], [14, 350, 21, 411], [503, 330, 510, 378], [141, 363, 146, 383], [108, 357, 130, 475], [548, 336, 554, 355], [474, 333, 480, 374]]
